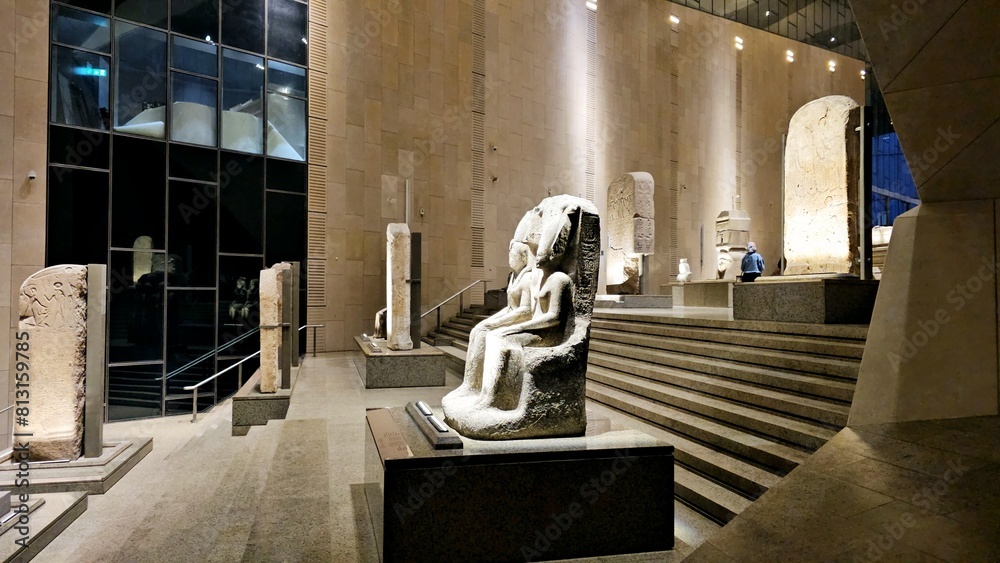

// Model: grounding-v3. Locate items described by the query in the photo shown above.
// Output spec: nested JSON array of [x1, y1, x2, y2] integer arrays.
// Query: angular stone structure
[[385, 223, 413, 351], [606, 172, 654, 294], [259, 262, 290, 393], [715, 210, 751, 281], [443, 194, 601, 440], [783, 95, 861, 276], [18, 265, 88, 461]]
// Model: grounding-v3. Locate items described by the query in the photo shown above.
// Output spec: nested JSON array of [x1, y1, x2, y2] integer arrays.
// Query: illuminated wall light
[[669, 15, 680, 25], [786, 49, 794, 62], [860, 69, 867, 79], [828, 60, 837, 72], [735, 36, 744, 50], [586, 1, 597, 11]]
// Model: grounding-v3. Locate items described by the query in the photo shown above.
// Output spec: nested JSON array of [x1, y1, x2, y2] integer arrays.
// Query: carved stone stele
[[606, 172, 654, 294], [783, 95, 861, 275], [18, 265, 88, 461], [443, 195, 601, 440], [259, 262, 291, 393], [386, 223, 413, 351]]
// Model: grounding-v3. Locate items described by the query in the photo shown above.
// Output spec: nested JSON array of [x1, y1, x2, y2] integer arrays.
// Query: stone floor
[[35, 353, 695, 562], [686, 416, 1000, 562]]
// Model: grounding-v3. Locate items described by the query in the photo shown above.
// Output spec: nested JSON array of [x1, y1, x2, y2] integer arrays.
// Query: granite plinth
[[0, 492, 87, 562], [0, 439, 151, 495], [594, 294, 673, 309], [354, 336, 446, 389], [665, 281, 734, 308], [232, 369, 293, 436], [733, 277, 879, 324], [365, 406, 674, 562]]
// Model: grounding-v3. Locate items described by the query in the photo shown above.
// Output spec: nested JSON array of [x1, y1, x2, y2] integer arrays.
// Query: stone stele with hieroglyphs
[[783, 95, 861, 276], [259, 262, 291, 393], [18, 265, 88, 461], [606, 172, 654, 294], [386, 223, 413, 351]]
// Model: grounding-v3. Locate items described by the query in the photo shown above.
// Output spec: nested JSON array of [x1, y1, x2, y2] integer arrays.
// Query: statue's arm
[[500, 273, 571, 334]]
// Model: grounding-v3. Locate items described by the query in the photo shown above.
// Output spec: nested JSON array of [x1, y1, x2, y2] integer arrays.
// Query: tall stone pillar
[[386, 223, 413, 351], [259, 262, 291, 393], [606, 172, 654, 294]]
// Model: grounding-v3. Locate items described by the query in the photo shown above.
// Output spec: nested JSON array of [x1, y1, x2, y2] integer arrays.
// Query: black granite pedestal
[[364, 407, 675, 562]]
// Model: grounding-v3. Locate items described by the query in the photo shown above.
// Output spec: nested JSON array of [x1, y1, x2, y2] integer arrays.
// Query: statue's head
[[717, 251, 732, 274], [236, 277, 246, 288], [508, 241, 530, 272]]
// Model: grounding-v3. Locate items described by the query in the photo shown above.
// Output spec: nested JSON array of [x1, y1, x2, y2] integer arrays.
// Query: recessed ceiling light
[[669, 15, 680, 24]]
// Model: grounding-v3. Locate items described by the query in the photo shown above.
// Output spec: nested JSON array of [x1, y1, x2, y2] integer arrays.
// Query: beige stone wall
[[1, 0, 49, 445]]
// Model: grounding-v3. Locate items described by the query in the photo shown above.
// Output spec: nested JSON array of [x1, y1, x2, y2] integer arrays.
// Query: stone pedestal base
[[665, 281, 734, 308], [364, 406, 674, 562], [232, 369, 293, 436], [0, 439, 152, 494], [354, 336, 446, 388], [594, 294, 673, 309], [733, 276, 878, 324]]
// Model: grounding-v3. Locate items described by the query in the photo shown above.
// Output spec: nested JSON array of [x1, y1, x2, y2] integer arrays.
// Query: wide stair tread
[[438, 326, 472, 341], [674, 465, 752, 524], [589, 352, 850, 426], [587, 380, 809, 472], [590, 340, 855, 402]]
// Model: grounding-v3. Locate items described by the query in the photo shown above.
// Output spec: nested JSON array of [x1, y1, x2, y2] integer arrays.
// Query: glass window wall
[[114, 22, 168, 138], [170, 72, 218, 146], [50, 46, 111, 129], [267, 0, 306, 65], [221, 49, 264, 153]]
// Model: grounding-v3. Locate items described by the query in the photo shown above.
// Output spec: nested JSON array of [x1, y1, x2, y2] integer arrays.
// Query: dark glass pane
[[48, 125, 110, 168], [169, 143, 217, 181], [168, 181, 217, 287], [51, 5, 111, 52], [171, 35, 218, 76], [46, 166, 108, 265], [267, 0, 307, 65], [114, 22, 168, 138], [266, 158, 305, 193], [170, 72, 218, 146], [108, 364, 163, 421], [112, 135, 166, 248], [218, 255, 262, 358], [50, 46, 110, 130], [109, 250, 165, 363], [221, 0, 264, 54], [171, 0, 219, 42], [60, 0, 111, 17], [266, 93, 305, 161], [221, 49, 264, 153], [266, 60, 305, 97], [220, 152, 263, 253], [165, 289, 216, 395], [115, 0, 168, 28], [265, 191, 305, 264]]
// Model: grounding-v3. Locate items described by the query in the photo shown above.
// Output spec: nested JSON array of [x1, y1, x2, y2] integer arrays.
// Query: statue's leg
[[479, 331, 536, 410], [459, 323, 490, 394]]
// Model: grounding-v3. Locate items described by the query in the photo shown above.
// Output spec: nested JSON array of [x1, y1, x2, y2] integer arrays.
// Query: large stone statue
[[386, 223, 413, 351], [259, 262, 291, 393], [18, 265, 88, 461], [715, 210, 751, 280], [443, 195, 601, 440], [784, 95, 861, 275], [606, 172, 654, 294]]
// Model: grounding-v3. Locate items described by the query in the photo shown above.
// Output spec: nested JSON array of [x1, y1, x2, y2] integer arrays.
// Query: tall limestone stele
[[783, 95, 861, 276], [259, 262, 291, 393], [606, 172, 654, 294], [19, 265, 88, 461], [442, 195, 601, 440], [386, 223, 413, 351]]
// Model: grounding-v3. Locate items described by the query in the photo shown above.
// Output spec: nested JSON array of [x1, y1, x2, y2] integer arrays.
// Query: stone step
[[592, 318, 865, 360], [452, 340, 468, 352], [422, 332, 453, 346], [590, 340, 855, 402], [591, 328, 859, 379], [674, 465, 752, 524], [589, 353, 850, 426], [592, 310, 868, 341], [588, 367, 836, 450], [438, 326, 472, 341], [449, 317, 478, 330], [586, 381, 808, 472]]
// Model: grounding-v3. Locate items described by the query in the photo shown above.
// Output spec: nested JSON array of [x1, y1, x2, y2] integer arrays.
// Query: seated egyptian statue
[[442, 195, 600, 440]]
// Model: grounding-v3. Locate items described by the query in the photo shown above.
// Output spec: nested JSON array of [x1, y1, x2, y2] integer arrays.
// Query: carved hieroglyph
[[784, 95, 861, 275], [443, 195, 601, 440], [259, 262, 291, 393], [606, 172, 654, 294], [18, 265, 88, 461], [716, 210, 751, 280], [386, 223, 413, 351]]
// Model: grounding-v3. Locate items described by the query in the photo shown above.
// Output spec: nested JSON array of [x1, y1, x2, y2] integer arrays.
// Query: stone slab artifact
[[606, 172, 654, 294], [18, 265, 88, 461], [386, 223, 413, 351], [259, 262, 291, 393], [715, 210, 751, 280], [784, 95, 861, 275], [443, 194, 601, 439]]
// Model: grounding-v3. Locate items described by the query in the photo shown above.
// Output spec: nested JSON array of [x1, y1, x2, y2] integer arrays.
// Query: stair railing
[[420, 280, 487, 332], [182, 324, 324, 422]]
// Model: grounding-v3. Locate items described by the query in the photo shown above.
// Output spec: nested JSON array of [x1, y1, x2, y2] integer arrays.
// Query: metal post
[[280, 268, 293, 390], [192, 392, 198, 423], [238, 363, 243, 389], [459, 293, 463, 314], [84, 264, 107, 458], [312, 326, 318, 357], [290, 262, 301, 367], [436, 308, 441, 331]]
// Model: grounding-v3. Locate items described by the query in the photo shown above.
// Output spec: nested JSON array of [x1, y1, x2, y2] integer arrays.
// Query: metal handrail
[[300, 324, 325, 357], [160, 327, 261, 381], [0, 405, 13, 415], [420, 279, 486, 332]]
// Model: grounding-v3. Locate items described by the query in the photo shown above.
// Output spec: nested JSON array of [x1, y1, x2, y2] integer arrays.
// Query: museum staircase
[[428, 307, 866, 530]]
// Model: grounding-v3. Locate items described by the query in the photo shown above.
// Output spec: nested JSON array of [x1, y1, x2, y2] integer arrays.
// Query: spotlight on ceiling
[[669, 15, 680, 25], [765, 10, 771, 16], [830, 36, 837, 43], [860, 69, 867, 79]]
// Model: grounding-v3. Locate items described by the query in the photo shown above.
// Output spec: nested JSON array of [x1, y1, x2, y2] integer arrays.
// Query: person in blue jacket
[[741, 242, 765, 282]]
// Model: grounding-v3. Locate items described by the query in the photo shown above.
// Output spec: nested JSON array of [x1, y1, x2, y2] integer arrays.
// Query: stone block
[[668, 281, 734, 308], [354, 336, 446, 388], [733, 277, 878, 324]]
